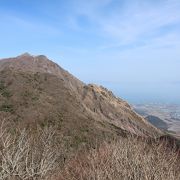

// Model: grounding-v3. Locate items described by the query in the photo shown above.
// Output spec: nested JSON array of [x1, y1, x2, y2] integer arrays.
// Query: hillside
[[0, 53, 161, 139]]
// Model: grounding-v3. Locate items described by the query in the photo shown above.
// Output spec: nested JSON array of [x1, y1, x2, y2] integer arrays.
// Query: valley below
[[133, 103, 180, 137]]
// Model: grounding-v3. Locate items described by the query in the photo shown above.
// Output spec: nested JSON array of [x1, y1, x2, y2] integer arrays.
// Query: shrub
[[59, 137, 180, 180], [0, 81, 5, 91], [1, 91, 12, 98], [0, 104, 14, 113], [0, 81, 12, 98]]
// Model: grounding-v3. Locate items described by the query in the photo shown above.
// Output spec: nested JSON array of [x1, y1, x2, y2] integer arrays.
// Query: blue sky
[[0, 0, 180, 104]]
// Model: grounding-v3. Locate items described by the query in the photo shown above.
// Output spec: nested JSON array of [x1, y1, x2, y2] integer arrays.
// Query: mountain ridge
[[0, 53, 162, 139]]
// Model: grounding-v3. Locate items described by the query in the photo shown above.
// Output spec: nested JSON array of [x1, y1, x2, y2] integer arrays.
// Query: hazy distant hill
[[145, 115, 168, 130]]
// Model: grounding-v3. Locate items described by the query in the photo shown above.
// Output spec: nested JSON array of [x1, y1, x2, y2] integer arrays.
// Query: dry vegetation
[[0, 120, 179, 180], [0, 121, 61, 180], [59, 137, 180, 180]]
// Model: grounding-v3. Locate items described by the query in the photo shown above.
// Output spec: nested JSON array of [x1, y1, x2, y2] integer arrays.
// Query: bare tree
[[0, 121, 60, 180], [59, 137, 180, 180]]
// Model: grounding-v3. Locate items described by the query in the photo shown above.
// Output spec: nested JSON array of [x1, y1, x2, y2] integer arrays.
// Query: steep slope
[[0, 53, 162, 143], [81, 84, 160, 136]]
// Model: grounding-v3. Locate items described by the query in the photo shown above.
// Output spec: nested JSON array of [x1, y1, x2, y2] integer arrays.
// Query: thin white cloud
[[67, 0, 180, 49], [101, 0, 180, 43]]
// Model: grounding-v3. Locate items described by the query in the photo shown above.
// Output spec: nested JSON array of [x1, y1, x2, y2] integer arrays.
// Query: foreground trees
[[0, 121, 179, 180]]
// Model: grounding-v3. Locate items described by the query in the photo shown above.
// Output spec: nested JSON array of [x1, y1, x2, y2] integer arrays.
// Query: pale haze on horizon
[[0, 0, 180, 104]]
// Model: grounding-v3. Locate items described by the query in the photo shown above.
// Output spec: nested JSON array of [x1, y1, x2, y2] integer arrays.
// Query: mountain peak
[[0, 53, 84, 92], [36, 55, 48, 59], [18, 52, 32, 57], [17, 53, 48, 60], [0, 53, 61, 76]]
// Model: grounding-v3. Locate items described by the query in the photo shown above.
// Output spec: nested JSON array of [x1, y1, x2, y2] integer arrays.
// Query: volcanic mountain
[[0, 53, 162, 148]]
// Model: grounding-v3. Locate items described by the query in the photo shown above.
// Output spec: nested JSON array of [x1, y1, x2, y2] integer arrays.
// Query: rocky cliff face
[[82, 84, 160, 136], [0, 53, 162, 139]]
